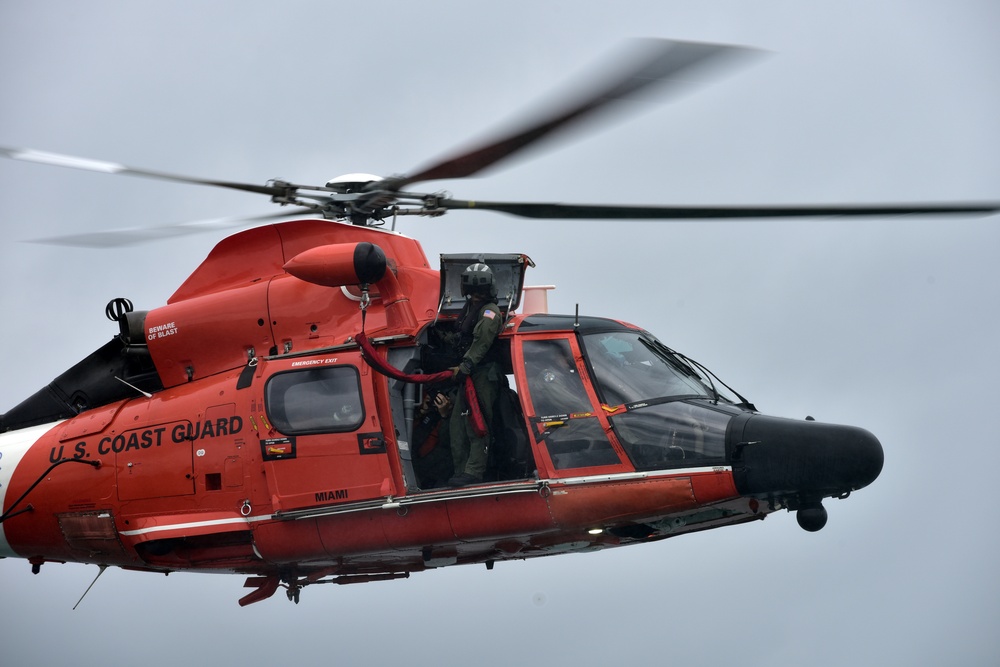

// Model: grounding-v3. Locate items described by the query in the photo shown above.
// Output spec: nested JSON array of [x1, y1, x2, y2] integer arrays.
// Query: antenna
[[73, 564, 108, 610], [114, 376, 152, 399]]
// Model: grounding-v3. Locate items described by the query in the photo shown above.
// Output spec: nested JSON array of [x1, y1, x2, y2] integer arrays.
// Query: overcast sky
[[1, 1, 998, 665]]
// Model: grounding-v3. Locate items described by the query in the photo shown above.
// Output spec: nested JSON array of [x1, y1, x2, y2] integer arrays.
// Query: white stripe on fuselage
[[0, 422, 60, 557]]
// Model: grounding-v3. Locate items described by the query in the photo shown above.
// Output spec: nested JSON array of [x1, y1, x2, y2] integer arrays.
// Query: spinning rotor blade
[[6, 38, 995, 239], [389, 39, 755, 190], [437, 199, 1000, 219], [28, 209, 318, 248], [0, 146, 285, 197]]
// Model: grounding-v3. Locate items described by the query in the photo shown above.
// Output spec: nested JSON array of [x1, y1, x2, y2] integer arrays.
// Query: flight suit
[[449, 298, 503, 481], [412, 393, 454, 488]]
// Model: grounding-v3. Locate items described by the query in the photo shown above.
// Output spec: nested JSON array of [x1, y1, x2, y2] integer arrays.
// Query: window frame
[[264, 365, 366, 436]]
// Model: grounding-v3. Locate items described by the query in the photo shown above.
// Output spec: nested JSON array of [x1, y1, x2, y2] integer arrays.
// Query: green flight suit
[[450, 298, 503, 480]]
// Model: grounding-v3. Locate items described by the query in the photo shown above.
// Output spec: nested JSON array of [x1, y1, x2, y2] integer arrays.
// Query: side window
[[522, 338, 591, 418], [265, 366, 365, 435], [522, 337, 620, 471]]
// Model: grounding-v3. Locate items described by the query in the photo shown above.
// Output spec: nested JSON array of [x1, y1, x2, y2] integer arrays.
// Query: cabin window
[[265, 366, 365, 435]]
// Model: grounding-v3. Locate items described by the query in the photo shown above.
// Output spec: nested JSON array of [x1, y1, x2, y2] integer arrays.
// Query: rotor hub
[[325, 173, 383, 194]]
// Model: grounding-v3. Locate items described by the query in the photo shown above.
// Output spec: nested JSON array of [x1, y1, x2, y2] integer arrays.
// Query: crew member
[[412, 391, 454, 488], [447, 263, 504, 487]]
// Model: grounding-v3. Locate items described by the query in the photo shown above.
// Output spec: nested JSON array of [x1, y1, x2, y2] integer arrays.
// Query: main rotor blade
[[0, 146, 285, 197], [437, 199, 1000, 219], [389, 39, 755, 190], [27, 208, 318, 248]]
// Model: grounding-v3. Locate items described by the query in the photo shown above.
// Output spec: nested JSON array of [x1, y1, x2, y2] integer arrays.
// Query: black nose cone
[[728, 414, 884, 501]]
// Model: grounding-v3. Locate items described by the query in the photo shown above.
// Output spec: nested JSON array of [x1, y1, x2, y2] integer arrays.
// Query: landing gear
[[240, 570, 411, 605]]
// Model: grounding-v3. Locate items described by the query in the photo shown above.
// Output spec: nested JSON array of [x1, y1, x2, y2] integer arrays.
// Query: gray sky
[[1, 1, 998, 665]]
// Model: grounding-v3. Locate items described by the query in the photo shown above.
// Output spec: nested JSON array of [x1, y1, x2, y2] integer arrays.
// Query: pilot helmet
[[461, 263, 496, 298]]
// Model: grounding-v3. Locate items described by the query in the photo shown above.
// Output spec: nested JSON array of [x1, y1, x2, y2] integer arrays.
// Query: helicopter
[[0, 39, 992, 606]]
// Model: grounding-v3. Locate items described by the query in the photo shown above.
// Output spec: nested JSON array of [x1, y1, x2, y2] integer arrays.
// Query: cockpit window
[[522, 337, 621, 471], [609, 401, 731, 469], [265, 366, 365, 435], [580, 331, 734, 469], [522, 338, 591, 418], [583, 332, 711, 405]]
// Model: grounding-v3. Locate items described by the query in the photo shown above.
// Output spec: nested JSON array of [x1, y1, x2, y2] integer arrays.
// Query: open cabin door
[[258, 352, 395, 512], [438, 253, 533, 316]]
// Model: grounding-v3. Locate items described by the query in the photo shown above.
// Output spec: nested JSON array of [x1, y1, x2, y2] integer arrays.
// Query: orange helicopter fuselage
[[0, 219, 879, 605]]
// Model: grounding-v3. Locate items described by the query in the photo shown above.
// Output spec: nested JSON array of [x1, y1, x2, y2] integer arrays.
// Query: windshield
[[583, 331, 712, 405]]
